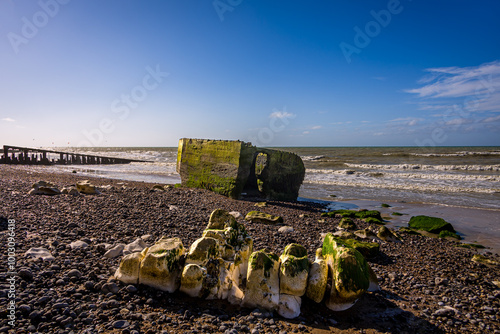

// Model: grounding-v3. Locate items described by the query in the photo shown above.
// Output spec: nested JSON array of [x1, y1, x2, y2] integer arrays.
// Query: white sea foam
[[344, 163, 500, 172]]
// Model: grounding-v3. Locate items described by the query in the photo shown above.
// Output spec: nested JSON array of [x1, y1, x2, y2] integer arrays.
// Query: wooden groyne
[[0, 145, 149, 165]]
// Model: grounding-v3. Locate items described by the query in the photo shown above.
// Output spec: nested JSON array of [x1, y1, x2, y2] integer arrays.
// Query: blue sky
[[1, 0, 499, 147]]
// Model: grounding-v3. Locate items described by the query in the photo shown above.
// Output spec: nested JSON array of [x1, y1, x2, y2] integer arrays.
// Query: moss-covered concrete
[[245, 211, 283, 224], [408, 215, 456, 234], [176, 138, 305, 200], [254, 148, 305, 201], [322, 234, 371, 311], [340, 239, 380, 258], [176, 138, 256, 199], [279, 244, 309, 296], [339, 218, 357, 230]]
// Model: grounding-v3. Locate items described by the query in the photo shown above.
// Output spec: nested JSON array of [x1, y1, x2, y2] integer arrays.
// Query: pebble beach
[[1, 165, 499, 334]]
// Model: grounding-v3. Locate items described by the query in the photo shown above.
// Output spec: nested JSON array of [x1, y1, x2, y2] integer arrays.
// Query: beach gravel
[[0, 165, 499, 333]]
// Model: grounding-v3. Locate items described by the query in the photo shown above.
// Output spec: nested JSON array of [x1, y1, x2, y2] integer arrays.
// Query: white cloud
[[269, 109, 296, 119], [302, 131, 310, 135], [445, 118, 473, 126], [311, 125, 322, 130], [388, 117, 423, 126], [481, 114, 500, 123], [405, 60, 500, 113], [1, 117, 15, 122]]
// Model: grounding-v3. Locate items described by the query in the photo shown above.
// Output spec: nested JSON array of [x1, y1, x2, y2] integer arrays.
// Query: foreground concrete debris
[[176, 138, 305, 200], [114, 209, 378, 319]]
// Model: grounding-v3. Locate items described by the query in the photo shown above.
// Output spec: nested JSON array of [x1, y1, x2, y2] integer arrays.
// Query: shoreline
[[1, 164, 500, 333], [13, 164, 500, 255]]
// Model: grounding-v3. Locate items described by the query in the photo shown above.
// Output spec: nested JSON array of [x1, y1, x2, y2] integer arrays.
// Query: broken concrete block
[[185, 237, 220, 266], [322, 233, 371, 311], [279, 244, 309, 296], [242, 250, 280, 311], [114, 248, 148, 284], [139, 237, 184, 292], [305, 248, 328, 303], [180, 264, 207, 298], [278, 294, 302, 319]]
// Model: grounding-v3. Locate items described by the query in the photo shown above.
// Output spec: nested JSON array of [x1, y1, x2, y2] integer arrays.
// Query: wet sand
[[325, 199, 500, 255]]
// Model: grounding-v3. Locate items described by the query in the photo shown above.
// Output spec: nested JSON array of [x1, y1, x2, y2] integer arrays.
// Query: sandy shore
[[0, 165, 499, 333]]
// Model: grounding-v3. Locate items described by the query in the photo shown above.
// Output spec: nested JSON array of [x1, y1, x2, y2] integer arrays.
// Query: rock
[[139, 237, 184, 292], [332, 231, 355, 239], [61, 186, 79, 196], [471, 254, 499, 266], [152, 184, 166, 191], [377, 226, 401, 242], [115, 249, 148, 284], [141, 234, 153, 241], [322, 234, 371, 311], [278, 294, 301, 319], [337, 239, 380, 258], [104, 244, 126, 258], [245, 211, 283, 224], [306, 249, 328, 303], [433, 307, 455, 317], [76, 180, 99, 194], [338, 218, 356, 230], [243, 250, 280, 311], [279, 244, 309, 296], [354, 229, 378, 240], [278, 226, 294, 234], [207, 209, 238, 230], [113, 320, 130, 329], [66, 269, 82, 279], [229, 211, 243, 219], [180, 264, 207, 298], [70, 240, 89, 250], [176, 138, 304, 200], [29, 180, 61, 195], [18, 268, 34, 281], [123, 238, 147, 255], [408, 215, 455, 234], [186, 237, 220, 266], [25, 247, 54, 261]]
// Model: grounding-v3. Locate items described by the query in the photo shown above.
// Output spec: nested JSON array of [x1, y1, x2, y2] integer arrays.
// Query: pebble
[[113, 320, 130, 329]]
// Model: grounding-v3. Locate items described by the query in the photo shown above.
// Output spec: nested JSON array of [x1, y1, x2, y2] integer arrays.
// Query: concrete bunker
[[176, 138, 305, 201]]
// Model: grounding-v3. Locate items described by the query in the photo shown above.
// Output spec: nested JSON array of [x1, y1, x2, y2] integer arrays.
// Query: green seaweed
[[439, 230, 461, 240], [408, 215, 456, 234], [457, 243, 485, 249]]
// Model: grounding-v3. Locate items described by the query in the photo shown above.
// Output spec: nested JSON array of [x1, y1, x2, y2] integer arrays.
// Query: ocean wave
[[301, 155, 326, 161], [343, 163, 500, 172], [306, 168, 499, 182], [410, 151, 500, 157], [303, 175, 500, 194]]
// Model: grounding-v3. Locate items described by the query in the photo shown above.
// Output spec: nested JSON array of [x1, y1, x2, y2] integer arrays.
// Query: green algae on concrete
[[176, 138, 256, 199], [176, 138, 305, 200], [340, 239, 380, 258], [321, 234, 371, 311], [244, 250, 280, 310], [254, 148, 305, 201], [279, 244, 309, 296], [305, 248, 328, 303], [439, 230, 462, 240], [457, 243, 485, 249], [338, 218, 357, 230], [408, 215, 456, 234], [245, 211, 283, 224], [139, 237, 184, 293]]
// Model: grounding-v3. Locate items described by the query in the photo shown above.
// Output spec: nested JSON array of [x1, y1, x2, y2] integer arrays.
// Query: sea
[[33, 146, 500, 253]]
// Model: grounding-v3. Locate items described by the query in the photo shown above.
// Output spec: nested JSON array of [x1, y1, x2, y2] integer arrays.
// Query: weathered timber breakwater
[[1, 165, 499, 333], [0, 145, 149, 165]]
